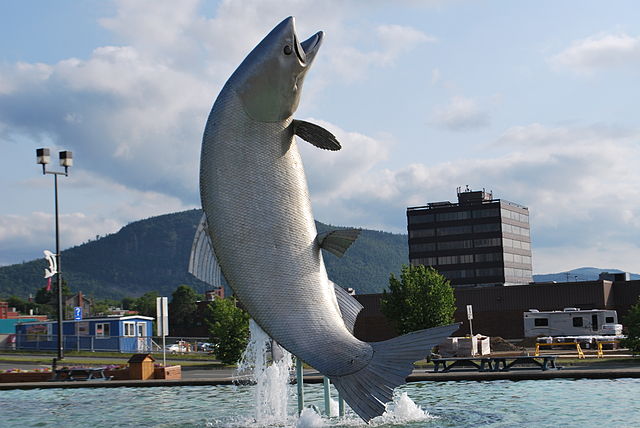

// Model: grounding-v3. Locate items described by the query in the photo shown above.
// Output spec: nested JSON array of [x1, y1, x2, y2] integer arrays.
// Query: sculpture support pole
[[338, 391, 345, 417], [323, 376, 331, 416], [296, 357, 304, 414]]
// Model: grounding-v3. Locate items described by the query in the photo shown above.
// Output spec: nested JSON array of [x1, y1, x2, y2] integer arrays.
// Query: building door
[[137, 322, 146, 352], [592, 314, 598, 332]]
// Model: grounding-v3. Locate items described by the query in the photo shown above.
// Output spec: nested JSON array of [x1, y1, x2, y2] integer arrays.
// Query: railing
[[11, 334, 214, 354], [535, 341, 585, 359]]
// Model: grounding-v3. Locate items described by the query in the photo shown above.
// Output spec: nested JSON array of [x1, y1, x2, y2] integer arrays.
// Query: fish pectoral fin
[[293, 119, 341, 151], [316, 228, 360, 257]]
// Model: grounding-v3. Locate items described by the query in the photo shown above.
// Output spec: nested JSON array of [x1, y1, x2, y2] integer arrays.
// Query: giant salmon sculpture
[[190, 16, 458, 422]]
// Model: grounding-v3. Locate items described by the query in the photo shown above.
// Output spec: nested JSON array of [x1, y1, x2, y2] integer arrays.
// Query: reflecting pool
[[1, 378, 639, 427]]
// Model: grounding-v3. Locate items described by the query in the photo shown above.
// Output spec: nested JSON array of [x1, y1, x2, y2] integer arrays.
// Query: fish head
[[234, 16, 323, 122]]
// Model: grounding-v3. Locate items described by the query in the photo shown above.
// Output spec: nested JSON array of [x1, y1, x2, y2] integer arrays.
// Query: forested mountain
[[0, 210, 408, 300]]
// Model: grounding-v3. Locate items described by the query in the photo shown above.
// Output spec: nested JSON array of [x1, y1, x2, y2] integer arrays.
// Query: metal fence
[[9, 334, 214, 354]]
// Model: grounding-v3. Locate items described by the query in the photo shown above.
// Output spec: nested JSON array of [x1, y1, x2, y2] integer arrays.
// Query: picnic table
[[51, 367, 112, 381], [432, 355, 559, 373]]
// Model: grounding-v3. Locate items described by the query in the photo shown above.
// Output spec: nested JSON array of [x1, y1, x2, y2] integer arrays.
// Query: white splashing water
[[295, 408, 325, 428], [370, 392, 436, 426], [233, 320, 432, 427], [236, 320, 293, 426]]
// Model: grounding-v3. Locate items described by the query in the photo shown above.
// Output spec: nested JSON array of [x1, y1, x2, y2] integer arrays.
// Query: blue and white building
[[15, 316, 154, 352]]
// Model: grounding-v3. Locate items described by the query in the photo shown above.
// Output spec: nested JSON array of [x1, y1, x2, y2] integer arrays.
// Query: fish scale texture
[[200, 87, 372, 377]]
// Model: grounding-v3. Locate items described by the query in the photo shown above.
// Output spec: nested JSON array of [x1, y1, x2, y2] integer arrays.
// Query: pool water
[[1, 378, 639, 427]]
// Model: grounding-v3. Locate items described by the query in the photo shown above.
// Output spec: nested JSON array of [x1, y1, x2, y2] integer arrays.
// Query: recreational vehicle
[[523, 308, 622, 337]]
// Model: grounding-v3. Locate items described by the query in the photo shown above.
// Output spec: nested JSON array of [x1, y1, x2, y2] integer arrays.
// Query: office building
[[407, 187, 533, 287]]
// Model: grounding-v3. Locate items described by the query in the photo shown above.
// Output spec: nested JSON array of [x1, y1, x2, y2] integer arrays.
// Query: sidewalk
[[2, 362, 640, 390]]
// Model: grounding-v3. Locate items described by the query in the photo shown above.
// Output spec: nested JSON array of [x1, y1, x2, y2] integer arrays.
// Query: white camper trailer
[[523, 308, 622, 337]]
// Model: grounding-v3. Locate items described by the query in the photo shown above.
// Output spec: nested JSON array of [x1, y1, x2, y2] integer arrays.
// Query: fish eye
[[284, 45, 293, 55]]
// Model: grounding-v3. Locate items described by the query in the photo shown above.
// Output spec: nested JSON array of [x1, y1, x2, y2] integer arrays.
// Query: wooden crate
[[154, 365, 181, 380]]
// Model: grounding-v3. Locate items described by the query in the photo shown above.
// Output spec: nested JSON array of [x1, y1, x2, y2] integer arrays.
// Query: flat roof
[[407, 198, 527, 212], [17, 315, 154, 325]]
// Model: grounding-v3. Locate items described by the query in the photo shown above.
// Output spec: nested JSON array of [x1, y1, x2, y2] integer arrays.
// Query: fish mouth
[[284, 16, 323, 66], [299, 31, 323, 64]]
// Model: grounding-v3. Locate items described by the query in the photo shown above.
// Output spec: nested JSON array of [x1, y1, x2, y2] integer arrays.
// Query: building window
[[413, 257, 437, 266], [501, 208, 529, 224], [473, 208, 499, 218], [476, 268, 503, 277], [475, 238, 501, 247], [503, 223, 530, 237], [437, 225, 472, 236], [123, 322, 136, 337], [440, 269, 476, 279], [573, 317, 583, 327], [475, 253, 502, 262], [473, 223, 500, 233], [409, 228, 435, 238], [96, 323, 110, 338], [437, 240, 473, 250], [438, 254, 474, 265], [534, 318, 549, 326], [410, 242, 436, 252], [408, 214, 434, 224], [436, 211, 471, 221]]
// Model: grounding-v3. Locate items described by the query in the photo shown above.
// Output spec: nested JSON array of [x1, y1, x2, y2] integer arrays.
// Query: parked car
[[165, 341, 189, 353], [197, 342, 217, 353]]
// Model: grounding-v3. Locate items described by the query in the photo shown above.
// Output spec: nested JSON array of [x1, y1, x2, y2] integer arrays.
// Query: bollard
[[323, 376, 331, 416], [296, 357, 304, 414]]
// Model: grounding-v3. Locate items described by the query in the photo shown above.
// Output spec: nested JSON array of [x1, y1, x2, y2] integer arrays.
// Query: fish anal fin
[[293, 119, 341, 151], [317, 228, 360, 257]]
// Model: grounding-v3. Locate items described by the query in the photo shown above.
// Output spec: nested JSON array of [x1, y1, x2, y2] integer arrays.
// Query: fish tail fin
[[330, 323, 459, 422]]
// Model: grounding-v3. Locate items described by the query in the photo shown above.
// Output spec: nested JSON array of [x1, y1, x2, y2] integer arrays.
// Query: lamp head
[[59, 151, 73, 168], [36, 148, 50, 165]]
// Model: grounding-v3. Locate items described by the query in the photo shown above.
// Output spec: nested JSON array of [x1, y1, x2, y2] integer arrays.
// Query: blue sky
[[2, 0, 640, 274]]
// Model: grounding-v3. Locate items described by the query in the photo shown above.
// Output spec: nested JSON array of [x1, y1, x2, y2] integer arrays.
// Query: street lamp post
[[36, 148, 73, 361]]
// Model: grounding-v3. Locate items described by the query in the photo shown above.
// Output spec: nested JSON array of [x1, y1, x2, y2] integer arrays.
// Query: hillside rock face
[[0, 210, 408, 299]]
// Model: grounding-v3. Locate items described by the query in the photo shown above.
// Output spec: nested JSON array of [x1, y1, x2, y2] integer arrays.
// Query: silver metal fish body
[[200, 17, 370, 377], [196, 17, 459, 422]]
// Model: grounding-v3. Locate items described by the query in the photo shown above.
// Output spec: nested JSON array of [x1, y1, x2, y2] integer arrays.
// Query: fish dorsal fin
[[293, 119, 341, 151], [332, 281, 363, 333], [317, 228, 360, 257], [188, 213, 222, 287]]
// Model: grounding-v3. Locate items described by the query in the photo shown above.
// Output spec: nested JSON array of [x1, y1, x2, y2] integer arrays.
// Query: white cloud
[[327, 24, 435, 81], [298, 120, 640, 272], [0, 212, 121, 266], [0, 170, 195, 266], [549, 32, 640, 73], [430, 96, 489, 131]]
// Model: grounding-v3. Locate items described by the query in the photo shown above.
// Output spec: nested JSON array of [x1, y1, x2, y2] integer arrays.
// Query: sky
[[2, 0, 640, 275]]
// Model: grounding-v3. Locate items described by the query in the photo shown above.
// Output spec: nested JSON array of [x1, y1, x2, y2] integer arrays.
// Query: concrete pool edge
[[2, 367, 640, 390]]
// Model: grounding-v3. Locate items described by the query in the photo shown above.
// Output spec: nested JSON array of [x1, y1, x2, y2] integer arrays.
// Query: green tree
[[34, 280, 72, 305], [5, 295, 54, 318], [204, 298, 250, 365], [380, 265, 456, 335], [131, 291, 159, 317], [169, 285, 199, 335], [621, 298, 640, 354]]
